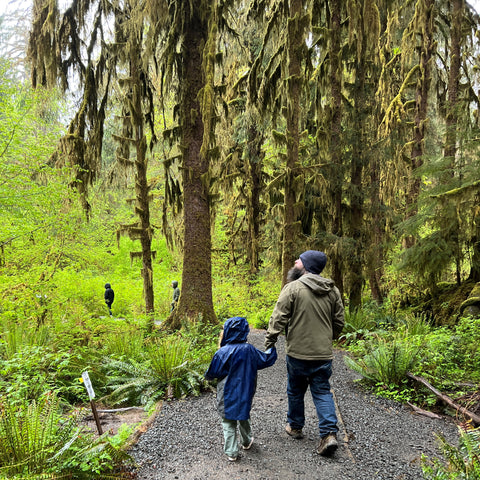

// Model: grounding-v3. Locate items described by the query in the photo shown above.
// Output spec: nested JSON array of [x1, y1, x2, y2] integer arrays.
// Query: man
[[104, 283, 114, 316], [170, 280, 180, 312], [265, 250, 344, 456]]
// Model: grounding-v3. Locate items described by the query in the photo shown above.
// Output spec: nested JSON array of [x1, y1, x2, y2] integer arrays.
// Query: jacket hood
[[221, 316, 249, 346], [172, 281, 178, 288], [105, 283, 111, 289], [297, 273, 335, 295]]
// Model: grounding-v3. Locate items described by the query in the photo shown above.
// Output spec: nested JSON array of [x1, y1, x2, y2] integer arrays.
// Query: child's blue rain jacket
[[205, 316, 277, 420]]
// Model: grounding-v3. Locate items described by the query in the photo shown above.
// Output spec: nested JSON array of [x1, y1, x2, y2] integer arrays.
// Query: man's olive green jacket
[[264, 273, 344, 361]]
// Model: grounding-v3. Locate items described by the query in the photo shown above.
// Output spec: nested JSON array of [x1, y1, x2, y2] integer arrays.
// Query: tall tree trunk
[[328, 0, 344, 297], [245, 120, 264, 274], [348, 32, 367, 312], [128, 30, 155, 316], [165, 8, 216, 329], [367, 154, 385, 304], [115, 9, 155, 320], [443, 0, 463, 284], [403, 0, 435, 249], [469, 193, 480, 282], [282, 0, 304, 286]]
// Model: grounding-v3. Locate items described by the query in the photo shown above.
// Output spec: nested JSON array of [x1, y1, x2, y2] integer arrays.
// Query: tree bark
[[328, 0, 344, 298], [403, 0, 435, 249], [165, 7, 216, 329], [367, 154, 385, 304], [282, 0, 304, 286], [348, 20, 367, 312], [443, 0, 463, 284], [245, 120, 264, 274], [130, 32, 154, 316], [468, 193, 480, 282]]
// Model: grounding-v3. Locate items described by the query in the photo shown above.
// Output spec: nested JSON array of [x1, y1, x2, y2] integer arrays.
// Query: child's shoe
[[242, 437, 254, 450]]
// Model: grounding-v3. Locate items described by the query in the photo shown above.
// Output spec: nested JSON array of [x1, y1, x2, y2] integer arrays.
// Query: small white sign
[[82, 371, 95, 400]]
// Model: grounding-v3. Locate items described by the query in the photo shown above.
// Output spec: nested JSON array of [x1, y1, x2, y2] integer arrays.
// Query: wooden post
[[82, 371, 103, 435], [90, 399, 103, 435]]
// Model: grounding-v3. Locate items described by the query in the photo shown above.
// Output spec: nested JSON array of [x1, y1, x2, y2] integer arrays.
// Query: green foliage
[[344, 309, 480, 409], [0, 343, 94, 406], [417, 318, 480, 387], [422, 427, 480, 479], [345, 334, 424, 387], [212, 261, 280, 324], [102, 325, 217, 409], [101, 357, 165, 411], [339, 302, 385, 345], [0, 392, 132, 479], [101, 327, 147, 362]]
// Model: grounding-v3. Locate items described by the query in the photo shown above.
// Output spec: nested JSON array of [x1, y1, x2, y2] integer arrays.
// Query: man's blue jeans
[[286, 355, 338, 438]]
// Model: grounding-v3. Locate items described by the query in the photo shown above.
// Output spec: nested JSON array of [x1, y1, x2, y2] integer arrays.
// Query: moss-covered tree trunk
[[328, 0, 344, 297], [164, 9, 216, 329], [367, 153, 385, 304], [469, 193, 480, 282], [129, 32, 154, 315], [444, 0, 462, 284], [404, 0, 435, 249], [348, 39, 367, 312], [282, 0, 304, 286], [245, 121, 264, 274]]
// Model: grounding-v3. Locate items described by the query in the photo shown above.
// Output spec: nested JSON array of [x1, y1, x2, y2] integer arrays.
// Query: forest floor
[[86, 330, 463, 479]]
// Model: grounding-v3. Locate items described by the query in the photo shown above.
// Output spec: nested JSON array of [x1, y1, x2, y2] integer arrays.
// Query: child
[[205, 316, 277, 462]]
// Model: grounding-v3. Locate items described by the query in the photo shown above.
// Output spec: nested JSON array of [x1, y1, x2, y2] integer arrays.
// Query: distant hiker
[[170, 280, 180, 312], [104, 283, 114, 316], [265, 250, 344, 456], [205, 316, 277, 462]]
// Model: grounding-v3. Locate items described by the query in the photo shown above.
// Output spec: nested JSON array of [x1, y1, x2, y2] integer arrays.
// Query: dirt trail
[[128, 330, 459, 480]]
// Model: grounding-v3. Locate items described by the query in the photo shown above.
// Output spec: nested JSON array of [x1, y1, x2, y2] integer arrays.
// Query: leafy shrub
[[101, 357, 166, 410], [414, 318, 480, 387], [0, 343, 100, 406], [0, 319, 52, 360]]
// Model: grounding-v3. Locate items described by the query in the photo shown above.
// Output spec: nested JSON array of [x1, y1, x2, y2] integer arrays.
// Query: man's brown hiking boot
[[317, 433, 338, 456], [285, 424, 304, 439]]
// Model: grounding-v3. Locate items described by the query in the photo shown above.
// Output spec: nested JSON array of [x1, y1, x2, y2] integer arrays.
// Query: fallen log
[[407, 401, 442, 420], [406, 372, 480, 426], [96, 406, 145, 413]]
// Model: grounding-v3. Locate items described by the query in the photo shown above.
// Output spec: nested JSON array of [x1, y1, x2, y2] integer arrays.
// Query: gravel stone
[[129, 330, 459, 479]]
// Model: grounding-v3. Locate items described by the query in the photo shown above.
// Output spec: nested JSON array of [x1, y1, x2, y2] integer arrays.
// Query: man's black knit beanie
[[299, 250, 327, 274]]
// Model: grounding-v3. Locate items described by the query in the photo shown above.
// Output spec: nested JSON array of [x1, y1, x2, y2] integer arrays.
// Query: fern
[[345, 335, 424, 386], [102, 358, 165, 409], [0, 392, 132, 479], [102, 333, 213, 407], [422, 426, 480, 479]]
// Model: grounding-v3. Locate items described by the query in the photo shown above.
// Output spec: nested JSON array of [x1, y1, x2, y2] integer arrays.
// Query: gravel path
[[129, 330, 459, 479]]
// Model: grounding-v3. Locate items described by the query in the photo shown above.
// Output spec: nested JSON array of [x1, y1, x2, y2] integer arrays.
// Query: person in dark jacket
[[104, 283, 114, 316], [170, 280, 180, 312], [205, 316, 277, 462], [265, 250, 344, 456]]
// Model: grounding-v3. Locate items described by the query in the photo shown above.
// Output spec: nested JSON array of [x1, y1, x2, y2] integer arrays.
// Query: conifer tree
[[249, 0, 311, 285], [28, 0, 221, 327]]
